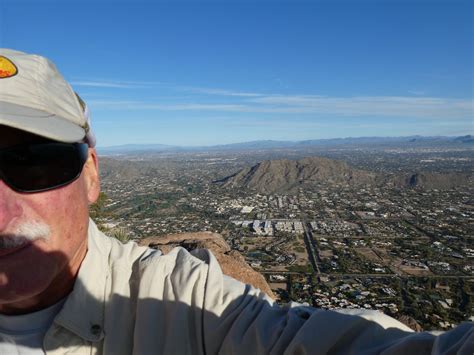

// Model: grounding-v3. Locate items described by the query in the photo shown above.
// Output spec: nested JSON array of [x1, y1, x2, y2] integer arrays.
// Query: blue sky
[[0, 0, 472, 146]]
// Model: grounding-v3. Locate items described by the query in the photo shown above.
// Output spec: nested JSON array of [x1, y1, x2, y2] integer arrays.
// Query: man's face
[[0, 126, 100, 314]]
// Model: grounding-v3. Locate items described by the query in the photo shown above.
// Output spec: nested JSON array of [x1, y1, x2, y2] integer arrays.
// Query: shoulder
[[140, 245, 210, 270], [138, 247, 214, 299], [136, 246, 254, 308], [89, 220, 156, 268]]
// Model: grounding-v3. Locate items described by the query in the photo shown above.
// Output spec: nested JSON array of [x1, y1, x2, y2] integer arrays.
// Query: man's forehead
[[0, 125, 52, 148]]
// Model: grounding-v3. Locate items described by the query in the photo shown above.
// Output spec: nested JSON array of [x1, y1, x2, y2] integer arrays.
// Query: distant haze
[[97, 135, 474, 155]]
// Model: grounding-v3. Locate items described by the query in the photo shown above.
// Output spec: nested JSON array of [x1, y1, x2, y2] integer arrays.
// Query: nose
[[0, 180, 23, 232]]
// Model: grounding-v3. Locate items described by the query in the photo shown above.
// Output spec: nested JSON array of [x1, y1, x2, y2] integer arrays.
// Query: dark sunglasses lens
[[1, 144, 87, 192]]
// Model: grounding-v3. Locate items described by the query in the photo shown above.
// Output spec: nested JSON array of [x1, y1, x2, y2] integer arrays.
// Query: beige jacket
[[43, 220, 473, 354]]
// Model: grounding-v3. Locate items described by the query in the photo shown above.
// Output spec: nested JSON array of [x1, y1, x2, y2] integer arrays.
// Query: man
[[0, 48, 472, 354]]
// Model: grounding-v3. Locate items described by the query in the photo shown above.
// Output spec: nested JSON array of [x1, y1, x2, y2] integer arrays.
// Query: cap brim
[[0, 101, 86, 143]]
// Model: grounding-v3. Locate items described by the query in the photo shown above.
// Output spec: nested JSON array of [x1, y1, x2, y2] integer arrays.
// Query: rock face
[[397, 315, 423, 332], [214, 155, 472, 194], [139, 232, 275, 298], [389, 172, 472, 190], [214, 156, 376, 194]]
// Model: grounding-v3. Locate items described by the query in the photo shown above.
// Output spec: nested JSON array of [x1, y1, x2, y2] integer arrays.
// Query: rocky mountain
[[388, 172, 472, 190], [99, 157, 163, 181], [215, 156, 472, 193], [214, 156, 376, 194], [453, 135, 474, 144], [139, 232, 274, 298]]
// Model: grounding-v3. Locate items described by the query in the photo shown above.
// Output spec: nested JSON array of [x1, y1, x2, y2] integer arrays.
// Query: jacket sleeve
[[191, 249, 474, 355]]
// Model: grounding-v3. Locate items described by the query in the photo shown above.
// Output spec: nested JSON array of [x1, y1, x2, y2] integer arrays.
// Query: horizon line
[[96, 133, 473, 149]]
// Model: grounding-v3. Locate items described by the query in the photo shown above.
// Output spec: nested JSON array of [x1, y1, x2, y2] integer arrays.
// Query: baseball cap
[[0, 48, 96, 147]]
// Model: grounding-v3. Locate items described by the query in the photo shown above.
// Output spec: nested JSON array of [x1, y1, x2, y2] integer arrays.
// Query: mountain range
[[98, 135, 473, 155]]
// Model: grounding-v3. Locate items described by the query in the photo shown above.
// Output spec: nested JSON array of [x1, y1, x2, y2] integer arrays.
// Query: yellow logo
[[0, 56, 18, 79]]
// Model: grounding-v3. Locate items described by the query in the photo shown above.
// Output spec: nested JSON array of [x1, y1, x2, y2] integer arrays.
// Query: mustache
[[0, 222, 51, 249]]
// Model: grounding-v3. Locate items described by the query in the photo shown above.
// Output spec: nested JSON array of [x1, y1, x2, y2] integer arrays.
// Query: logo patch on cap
[[0, 56, 18, 79]]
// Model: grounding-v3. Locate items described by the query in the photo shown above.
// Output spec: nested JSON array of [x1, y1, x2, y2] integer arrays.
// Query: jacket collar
[[53, 219, 111, 342]]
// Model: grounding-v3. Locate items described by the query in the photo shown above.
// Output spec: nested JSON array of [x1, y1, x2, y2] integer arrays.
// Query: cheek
[[39, 186, 86, 218], [27, 180, 90, 249]]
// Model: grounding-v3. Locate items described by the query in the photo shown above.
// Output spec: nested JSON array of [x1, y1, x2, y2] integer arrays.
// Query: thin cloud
[[221, 119, 333, 129], [70, 79, 167, 89], [179, 86, 263, 97], [408, 90, 426, 96], [249, 95, 473, 118], [86, 91, 473, 119], [71, 81, 144, 89], [86, 99, 141, 106], [72, 80, 263, 97], [88, 100, 246, 111]]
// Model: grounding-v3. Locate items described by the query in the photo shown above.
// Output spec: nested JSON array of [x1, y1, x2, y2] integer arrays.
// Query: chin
[[0, 244, 63, 312]]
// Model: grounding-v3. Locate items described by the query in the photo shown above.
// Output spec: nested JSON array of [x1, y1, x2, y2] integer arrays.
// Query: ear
[[83, 148, 101, 204]]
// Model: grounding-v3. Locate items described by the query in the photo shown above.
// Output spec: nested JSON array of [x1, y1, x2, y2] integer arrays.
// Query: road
[[261, 270, 473, 279], [302, 218, 322, 281]]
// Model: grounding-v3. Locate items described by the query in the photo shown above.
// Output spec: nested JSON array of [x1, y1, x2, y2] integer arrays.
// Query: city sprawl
[[93, 143, 474, 331]]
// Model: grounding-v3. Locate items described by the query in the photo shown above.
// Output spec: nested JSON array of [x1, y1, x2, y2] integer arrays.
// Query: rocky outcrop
[[214, 156, 376, 194], [397, 315, 423, 332], [139, 232, 275, 298]]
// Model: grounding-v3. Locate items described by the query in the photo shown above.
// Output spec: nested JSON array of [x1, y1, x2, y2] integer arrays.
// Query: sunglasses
[[0, 143, 89, 193]]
